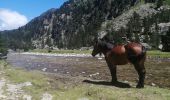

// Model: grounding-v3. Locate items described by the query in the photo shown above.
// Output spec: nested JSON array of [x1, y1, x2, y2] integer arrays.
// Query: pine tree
[[161, 27, 170, 52], [157, 0, 163, 8], [150, 22, 160, 49], [143, 17, 150, 43], [0, 34, 8, 56], [46, 37, 53, 52]]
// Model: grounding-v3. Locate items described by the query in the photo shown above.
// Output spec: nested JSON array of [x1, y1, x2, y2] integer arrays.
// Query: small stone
[[124, 81, 128, 83], [42, 68, 47, 72], [66, 72, 70, 74], [54, 69, 58, 72], [42, 93, 53, 100], [23, 95, 32, 100], [78, 97, 89, 100], [82, 72, 85, 74], [23, 82, 32, 87], [151, 83, 156, 86], [98, 57, 102, 60]]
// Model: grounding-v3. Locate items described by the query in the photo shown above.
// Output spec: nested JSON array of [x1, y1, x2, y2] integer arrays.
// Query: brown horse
[[92, 39, 146, 88]]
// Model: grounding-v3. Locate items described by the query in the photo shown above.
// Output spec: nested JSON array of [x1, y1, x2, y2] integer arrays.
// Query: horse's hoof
[[136, 84, 144, 88], [111, 81, 118, 84]]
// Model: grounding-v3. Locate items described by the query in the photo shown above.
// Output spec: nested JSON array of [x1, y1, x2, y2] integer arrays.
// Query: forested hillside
[[0, 0, 170, 51]]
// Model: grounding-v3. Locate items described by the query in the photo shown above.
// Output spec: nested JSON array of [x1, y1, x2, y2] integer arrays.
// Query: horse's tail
[[125, 44, 147, 64], [139, 45, 147, 61], [141, 45, 147, 57]]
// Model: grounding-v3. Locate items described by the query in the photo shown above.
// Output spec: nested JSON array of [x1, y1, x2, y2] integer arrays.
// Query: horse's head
[[92, 39, 114, 57], [92, 39, 103, 57]]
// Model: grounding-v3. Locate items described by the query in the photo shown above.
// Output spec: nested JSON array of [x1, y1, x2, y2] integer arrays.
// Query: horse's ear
[[99, 52, 102, 56], [98, 39, 102, 44], [92, 37, 97, 44]]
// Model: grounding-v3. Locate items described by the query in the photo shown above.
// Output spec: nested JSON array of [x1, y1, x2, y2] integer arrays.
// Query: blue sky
[[0, 0, 68, 31], [0, 0, 68, 20]]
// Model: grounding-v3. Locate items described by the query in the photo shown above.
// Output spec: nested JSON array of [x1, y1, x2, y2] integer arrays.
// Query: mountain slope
[[1, 0, 139, 49], [1, 0, 170, 51]]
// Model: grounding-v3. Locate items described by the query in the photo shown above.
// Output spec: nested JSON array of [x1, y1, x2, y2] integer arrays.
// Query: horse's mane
[[98, 40, 114, 50]]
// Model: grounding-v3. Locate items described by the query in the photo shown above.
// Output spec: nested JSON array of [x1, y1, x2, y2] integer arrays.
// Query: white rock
[[42, 68, 47, 72], [89, 72, 100, 77], [98, 57, 103, 60], [41, 93, 53, 100], [82, 72, 86, 74], [22, 82, 32, 87], [78, 97, 89, 100], [23, 95, 32, 100], [54, 69, 58, 72], [151, 83, 156, 86], [66, 72, 70, 74], [124, 81, 129, 83]]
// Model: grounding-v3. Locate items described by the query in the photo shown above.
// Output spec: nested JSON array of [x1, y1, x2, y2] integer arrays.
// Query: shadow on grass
[[83, 80, 131, 88]]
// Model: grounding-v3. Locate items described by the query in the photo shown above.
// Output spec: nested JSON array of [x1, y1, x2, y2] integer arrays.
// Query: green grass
[[29, 49, 92, 54], [0, 60, 51, 99], [147, 50, 170, 58], [6, 69, 50, 99], [0, 60, 170, 100], [54, 85, 170, 100]]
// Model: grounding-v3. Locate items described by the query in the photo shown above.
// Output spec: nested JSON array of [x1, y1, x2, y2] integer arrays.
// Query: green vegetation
[[5, 69, 51, 99], [0, 60, 51, 99], [147, 50, 170, 58], [0, 34, 7, 55], [165, 0, 170, 5], [53, 85, 170, 100], [29, 49, 92, 54]]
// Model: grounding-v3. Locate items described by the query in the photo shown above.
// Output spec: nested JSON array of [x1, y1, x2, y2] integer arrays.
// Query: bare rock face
[[158, 22, 170, 34]]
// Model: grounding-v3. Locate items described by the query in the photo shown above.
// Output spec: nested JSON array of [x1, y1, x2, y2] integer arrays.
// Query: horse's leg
[[106, 59, 117, 83], [133, 62, 146, 88]]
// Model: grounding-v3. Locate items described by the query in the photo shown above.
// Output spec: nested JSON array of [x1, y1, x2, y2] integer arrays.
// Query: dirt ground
[[7, 53, 170, 89]]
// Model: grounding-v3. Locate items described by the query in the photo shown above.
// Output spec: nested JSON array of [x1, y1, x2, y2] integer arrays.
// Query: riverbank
[[1, 60, 170, 100], [28, 49, 170, 58]]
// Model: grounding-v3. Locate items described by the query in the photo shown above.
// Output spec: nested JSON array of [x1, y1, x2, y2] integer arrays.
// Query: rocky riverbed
[[7, 52, 170, 89]]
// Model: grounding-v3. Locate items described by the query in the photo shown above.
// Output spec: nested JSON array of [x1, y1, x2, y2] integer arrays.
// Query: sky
[[0, 0, 68, 31]]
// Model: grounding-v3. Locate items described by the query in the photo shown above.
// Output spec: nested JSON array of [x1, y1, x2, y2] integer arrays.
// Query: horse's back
[[112, 45, 126, 55], [107, 45, 128, 65], [107, 42, 146, 65]]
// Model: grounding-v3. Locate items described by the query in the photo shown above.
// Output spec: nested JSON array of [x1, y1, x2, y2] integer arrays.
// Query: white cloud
[[0, 8, 28, 31]]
